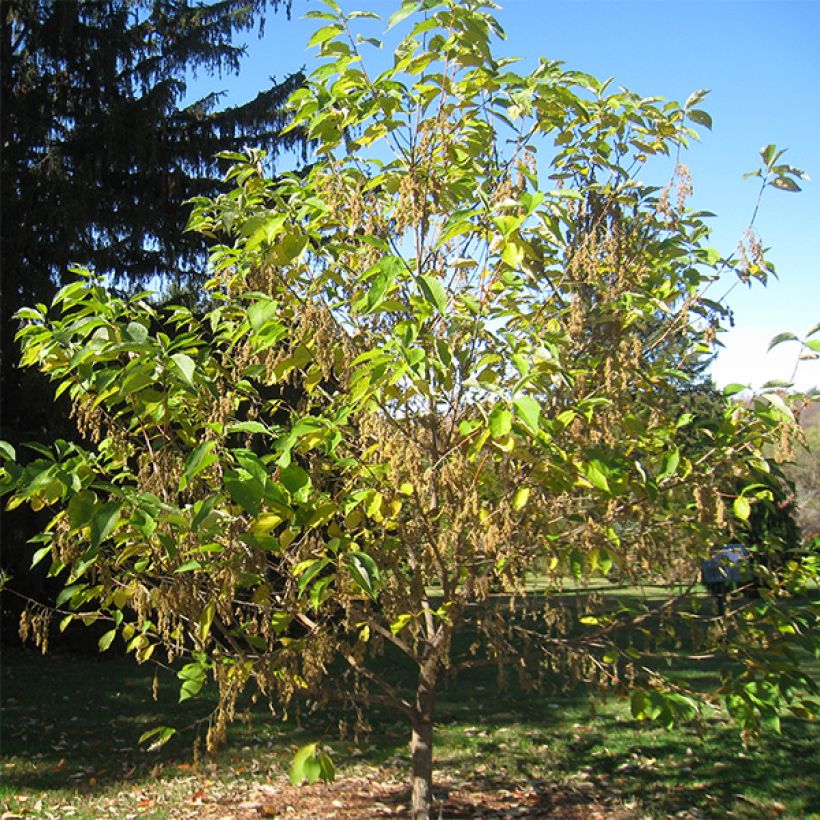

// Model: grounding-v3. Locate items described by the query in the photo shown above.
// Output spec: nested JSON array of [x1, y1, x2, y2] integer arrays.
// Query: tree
[[0, 0, 305, 636], [0, 0, 306, 443], [2, 2, 817, 818]]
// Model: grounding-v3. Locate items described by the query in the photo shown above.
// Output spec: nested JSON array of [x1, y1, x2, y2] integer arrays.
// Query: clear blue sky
[[192, 0, 820, 391]]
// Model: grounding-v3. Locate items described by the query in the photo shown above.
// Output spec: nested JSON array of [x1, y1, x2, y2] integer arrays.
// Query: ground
[[1, 628, 817, 819], [3, 763, 681, 819]]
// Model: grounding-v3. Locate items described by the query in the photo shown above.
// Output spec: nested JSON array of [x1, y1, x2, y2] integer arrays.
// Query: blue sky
[[194, 0, 819, 391]]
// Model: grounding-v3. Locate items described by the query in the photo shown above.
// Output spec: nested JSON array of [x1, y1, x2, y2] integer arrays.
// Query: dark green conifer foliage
[[1, 0, 307, 428], [0, 0, 304, 637]]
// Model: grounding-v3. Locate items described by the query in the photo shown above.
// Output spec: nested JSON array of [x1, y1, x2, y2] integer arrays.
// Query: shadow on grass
[[2, 627, 819, 817]]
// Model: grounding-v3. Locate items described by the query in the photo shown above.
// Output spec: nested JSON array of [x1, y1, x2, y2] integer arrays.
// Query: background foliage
[[0, 0, 306, 636]]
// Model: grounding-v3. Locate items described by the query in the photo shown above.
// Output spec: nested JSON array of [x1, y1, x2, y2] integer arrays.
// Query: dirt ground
[[186, 769, 644, 819]]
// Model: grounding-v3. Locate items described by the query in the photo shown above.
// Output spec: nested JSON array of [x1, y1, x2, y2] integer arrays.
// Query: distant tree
[[2, 3, 817, 819]]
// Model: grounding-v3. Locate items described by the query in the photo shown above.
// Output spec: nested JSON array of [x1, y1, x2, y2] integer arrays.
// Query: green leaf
[[489, 405, 512, 438], [272, 233, 308, 265], [687, 109, 712, 129], [760, 144, 777, 167], [170, 353, 196, 387], [684, 88, 710, 109], [295, 557, 331, 596], [183, 441, 218, 487], [90, 501, 122, 549], [307, 23, 343, 48], [199, 601, 216, 641], [56, 583, 83, 608], [31, 544, 53, 568], [733, 496, 751, 521], [98, 629, 117, 652], [723, 383, 748, 396], [68, 490, 97, 530], [362, 271, 390, 313], [225, 476, 264, 516], [280, 464, 312, 502], [512, 486, 530, 511], [513, 396, 540, 431], [675, 413, 694, 429], [226, 421, 272, 436], [138, 726, 177, 749], [387, 1, 420, 30], [126, 321, 149, 343], [0, 440, 15, 462], [770, 176, 800, 192], [597, 547, 613, 575], [582, 460, 610, 493], [248, 298, 280, 331], [346, 550, 379, 599], [657, 449, 680, 481], [177, 662, 206, 700], [767, 332, 798, 351], [191, 495, 221, 532], [568, 547, 584, 579], [289, 742, 335, 786], [417, 275, 447, 314]]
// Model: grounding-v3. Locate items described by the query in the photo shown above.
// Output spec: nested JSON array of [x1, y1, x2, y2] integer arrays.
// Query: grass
[[2, 635, 819, 819]]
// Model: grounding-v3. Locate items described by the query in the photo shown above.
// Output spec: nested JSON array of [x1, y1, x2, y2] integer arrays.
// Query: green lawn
[[2, 639, 818, 818]]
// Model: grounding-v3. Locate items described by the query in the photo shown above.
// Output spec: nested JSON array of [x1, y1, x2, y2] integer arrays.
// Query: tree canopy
[[1, 0, 304, 440], [0, 0, 307, 635], [2, 2, 817, 818]]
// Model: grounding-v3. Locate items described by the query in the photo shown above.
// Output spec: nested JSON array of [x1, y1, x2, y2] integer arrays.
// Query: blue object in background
[[701, 545, 751, 587]]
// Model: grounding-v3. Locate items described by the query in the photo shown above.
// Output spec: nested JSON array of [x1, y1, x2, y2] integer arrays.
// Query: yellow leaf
[[112, 588, 131, 609], [253, 512, 283, 537], [279, 528, 297, 549], [345, 509, 363, 528], [308, 501, 338, 527], [390, 613, 413, 635], [512, 487, 530, 511], [366, 491, 384, 522]]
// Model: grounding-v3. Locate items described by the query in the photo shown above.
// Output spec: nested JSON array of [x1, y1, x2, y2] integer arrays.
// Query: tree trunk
[[410, 662, 437, 819]]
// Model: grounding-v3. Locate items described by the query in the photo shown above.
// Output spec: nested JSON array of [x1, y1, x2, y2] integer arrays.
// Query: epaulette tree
[[2, 2, 817, 818]]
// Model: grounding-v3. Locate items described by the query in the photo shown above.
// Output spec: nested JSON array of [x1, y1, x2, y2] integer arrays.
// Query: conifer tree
[[1, 0, 304, 435], [0, 0, 305, 634]]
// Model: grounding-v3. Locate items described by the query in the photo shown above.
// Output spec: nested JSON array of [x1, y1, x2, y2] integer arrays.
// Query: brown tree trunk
[[410, 662, 437, 819]]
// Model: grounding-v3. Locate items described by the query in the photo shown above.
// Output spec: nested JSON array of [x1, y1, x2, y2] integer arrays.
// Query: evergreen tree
[[1, 0, 304, 434], [0, 0, 305, 639]]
